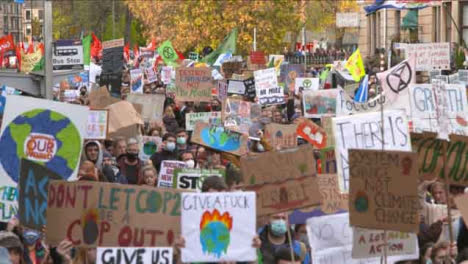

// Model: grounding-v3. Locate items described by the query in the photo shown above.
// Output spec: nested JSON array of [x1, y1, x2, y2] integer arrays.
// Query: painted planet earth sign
[[0, 109, 81, 182], [200, 127, 241, 152]]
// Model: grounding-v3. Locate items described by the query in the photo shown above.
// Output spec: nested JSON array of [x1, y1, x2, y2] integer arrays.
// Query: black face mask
[[80, 91, 86, 96], [126, 152, 138, 162]]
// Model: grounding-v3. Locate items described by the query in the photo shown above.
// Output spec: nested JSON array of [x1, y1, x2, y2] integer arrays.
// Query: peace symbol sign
[[302, 79, 312, 89], [386, 61, 412, 94], [163, 47, 175, 59]]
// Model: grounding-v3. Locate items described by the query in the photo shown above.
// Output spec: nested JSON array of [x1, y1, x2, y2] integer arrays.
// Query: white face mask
[[185, 159, 195, 168]]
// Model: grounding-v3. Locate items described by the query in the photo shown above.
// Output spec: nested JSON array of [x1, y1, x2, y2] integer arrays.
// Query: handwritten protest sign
[[157, 161, 187, 188], [455, 194, 468, 226], [130, 69, 144, 94], [186, 112, 221, 131], [254, 68, 284, 105], [0, 185, 17, 222], [217, 80, 228, 102], [333, 110, 411, 192], [318, 147, 337, 174], [126, 94, 165, 122], [138, 136, 162, 161], [227, 80, 245, 95], [317, 174, 348, 214], [349, 150, 419, 232], [264, 123, 297, 149], [403, 42, 450, 71], [181, 192, 256, 262], [336, 88, 387, 116], [173, 168, 225, 192], [18, 159, 61, 230], [46, 181, 183, 247], [89, 86, 119, 109], [86, 110, 108, 139], [97, 247, 173, 264], [161, 66, 174, 85], [411, 133, 468, 186], [295, 77, 319, 95], [243, 77, 256, 100], [240, 144, 316, 185], [221, 62, 242, 79], [191, 123, 249, 156], [0, 95, 88, 202], [296, 118, 327, 149], [307, 213, 418, 264], [176, 67, 212, 102], [303, 89, 338, 118], [106, 101, 144, 139], [145, 67, 158, 83], [222, 99, 261, 135], [352, 228, 418, 259], [280, 64, 305, 93]]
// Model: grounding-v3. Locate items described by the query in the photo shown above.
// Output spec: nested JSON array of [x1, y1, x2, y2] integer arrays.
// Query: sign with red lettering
[[157, 161, 187, 188], [46, 181, 183, 247], [175, 67, 213, 102], [349, 149, 419, 232]]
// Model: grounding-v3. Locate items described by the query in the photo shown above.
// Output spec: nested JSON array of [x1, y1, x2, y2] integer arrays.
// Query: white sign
[[403, 42, 450, 71], [130, 69, 144, 94], [185, 112, 222, 131], [307, 213, 419, 264], [181, 192, 257, 262], [173, 168, 224, 192], [97, 247, 173, 264], [157, 161, 187, 188], [52, 42, 84, 66], [336, 13, 360, 28], [86, 110, 108, 139], [227, 80, 246, 95], [254, 68, 284, 105], [332, 110, 411, 192], [295, 78, 319, 95], [145, 67, 158, 83], [161, 66, 174, 85]]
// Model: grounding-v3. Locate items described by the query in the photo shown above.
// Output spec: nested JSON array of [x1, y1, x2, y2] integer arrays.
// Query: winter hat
[[103, 151, 112, 159], [0, 231, 23, 252]]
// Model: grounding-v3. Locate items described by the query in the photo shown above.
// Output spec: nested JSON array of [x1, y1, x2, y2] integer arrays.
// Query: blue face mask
[[166, 142, 176, 152], [177, 137, 186, 145], [270, 219, 287, 236]]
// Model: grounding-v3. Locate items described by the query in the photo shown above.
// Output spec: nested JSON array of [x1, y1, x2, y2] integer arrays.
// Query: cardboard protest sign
[[186, 112, 221, 131], [0, 95, 88, 211], [403, 42, 450, 71], [227, 80, 245, 95], [240, 144, 316, 185], [349, 150, 419, 232], [411, 133, 468, 186], [303, 89, 338, 118], [352, 228, 418, 259], [295, 78, 319, 95], [254, 68, 284, 105], [46, 181, 183, 247], [191, 123, 249, 156], [181, 192, 256, 262], [217, 81, 228, 102], [296, 118, 327, 149], [89, 86, 120, 109], [173, 168, 225, 192], [279, 64, 305, 93], [175, 67, 212, 102], [333, 110, 411, 192], [454, 193, 468, 225], [264, 123, 297, 149], [317, 174, 348, 214], [86, 110, 108, 139], [320, 116, 335, 148], [138, 136, 162, 161], [223, 98, 261, 136], [97, 247, 173, 264], [157, 161, 187, 188], [221, 61, 242, 79], [307, 213, 419, 264], [105, 101, 143, 139], [318, 147, 337, 174], [126, 94, 165, 122], [18, 159, 61, 230]]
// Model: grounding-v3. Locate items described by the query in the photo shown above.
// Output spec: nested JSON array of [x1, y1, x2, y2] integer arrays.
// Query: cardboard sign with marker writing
[[317, 174, 348, 214], [89, 87, 120, 109], [105, 101, 144, 139], [264, 123, 297, 150], [97, 247, 173, 264], [175, 67, 213, 102], [19, 159, 61, 231], [318, 147, 337, 174], [412, 133, 468, 186], [244, 176, 321, 216], [240, 144, 316, 185], [126, 94, 165, 122], [455, 193, 468, 225], [349, 149, 419, 232], [46, 181, 183, 247]]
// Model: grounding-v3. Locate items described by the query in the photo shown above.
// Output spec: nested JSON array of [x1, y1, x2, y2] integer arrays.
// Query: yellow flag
[[345, 48, 365, 82]]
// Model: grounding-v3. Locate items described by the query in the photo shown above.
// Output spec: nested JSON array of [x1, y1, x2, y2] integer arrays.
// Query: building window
[[26, 10, 31, 20], [432, 6, 441, 42], [26, 28, 31, 35], [38, 10, 44, 20]]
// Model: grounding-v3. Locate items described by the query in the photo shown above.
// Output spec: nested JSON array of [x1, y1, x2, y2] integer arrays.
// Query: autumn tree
[[126, 0, 303, 55], [31, 17, 42, 39]]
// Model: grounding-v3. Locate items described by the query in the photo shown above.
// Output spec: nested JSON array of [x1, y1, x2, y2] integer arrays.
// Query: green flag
[[157, 40, 178, 65], [82, 34, 91, 67], [202, 28, 238, 66], [319, 68, 330, 81], [31, 56, 44, 72]]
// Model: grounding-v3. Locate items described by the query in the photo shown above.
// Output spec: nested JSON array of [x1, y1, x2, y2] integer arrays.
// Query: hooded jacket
[[82, 140, 103, 170]]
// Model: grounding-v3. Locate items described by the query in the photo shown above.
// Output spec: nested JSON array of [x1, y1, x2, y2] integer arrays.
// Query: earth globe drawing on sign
[[0, 109, 81, 183]]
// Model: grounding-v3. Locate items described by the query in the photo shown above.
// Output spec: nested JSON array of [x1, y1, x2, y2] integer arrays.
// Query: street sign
[[52, 40, 83, 67]]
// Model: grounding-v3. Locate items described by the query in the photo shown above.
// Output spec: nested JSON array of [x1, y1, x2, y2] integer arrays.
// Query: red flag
[[15, 45, 21, 71], [0, 34, 15, 54], [124, 43, 130, 62], [176, 50, 185, 61], [146, 38, 156, 51], [27, 38, 34, 54], [37, 43, 44, 55], [133, 44, 139, 58], [90, 33, 102, 59]]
